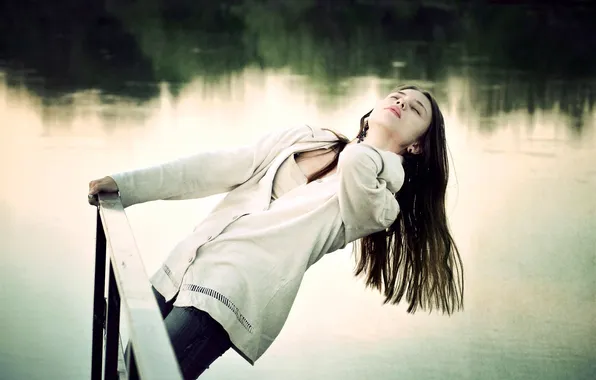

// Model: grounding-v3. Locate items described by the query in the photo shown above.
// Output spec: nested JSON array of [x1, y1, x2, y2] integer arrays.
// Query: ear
[[406, 141, 423, 155]]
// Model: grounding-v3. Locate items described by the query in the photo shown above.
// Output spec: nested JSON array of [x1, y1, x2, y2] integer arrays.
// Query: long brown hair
[[308, 85, 464, 315]]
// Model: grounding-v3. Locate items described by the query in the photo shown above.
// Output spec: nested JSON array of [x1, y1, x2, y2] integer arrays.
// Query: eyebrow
[[397, 91, 428, 116]]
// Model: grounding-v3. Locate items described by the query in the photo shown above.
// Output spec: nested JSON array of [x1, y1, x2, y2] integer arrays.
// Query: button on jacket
[[110, 124, 405, 365]]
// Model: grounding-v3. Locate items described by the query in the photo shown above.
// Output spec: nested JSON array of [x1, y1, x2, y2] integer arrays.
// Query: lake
[[0, 2, 594, 379]]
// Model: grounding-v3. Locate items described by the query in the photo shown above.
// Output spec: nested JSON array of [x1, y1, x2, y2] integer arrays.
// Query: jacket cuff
[[356, 143, 405, 194]]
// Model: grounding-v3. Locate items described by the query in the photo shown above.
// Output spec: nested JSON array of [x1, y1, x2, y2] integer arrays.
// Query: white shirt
[[271, 153, 306, 200], [110, 124, 405, 365]]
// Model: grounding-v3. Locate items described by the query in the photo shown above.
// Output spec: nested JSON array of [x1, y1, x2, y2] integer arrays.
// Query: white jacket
[[110, 124, 405, 364]]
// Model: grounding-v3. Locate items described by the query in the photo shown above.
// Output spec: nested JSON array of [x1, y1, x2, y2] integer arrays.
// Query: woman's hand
[[88, 176, 119, 206]]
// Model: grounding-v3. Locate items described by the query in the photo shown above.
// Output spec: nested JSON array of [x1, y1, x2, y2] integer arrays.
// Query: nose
[[396, 98, 407, 110]]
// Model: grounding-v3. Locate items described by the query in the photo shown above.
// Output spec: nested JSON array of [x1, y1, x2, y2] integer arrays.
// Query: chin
[[371, 112, 399, 128], [371, 118, 398, 132]]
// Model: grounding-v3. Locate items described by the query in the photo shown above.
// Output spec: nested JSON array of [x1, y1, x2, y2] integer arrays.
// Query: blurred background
[[0, 1, 594, 379]]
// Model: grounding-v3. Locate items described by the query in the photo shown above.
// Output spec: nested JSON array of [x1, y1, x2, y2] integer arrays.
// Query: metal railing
[[90, 192, 183, 380]]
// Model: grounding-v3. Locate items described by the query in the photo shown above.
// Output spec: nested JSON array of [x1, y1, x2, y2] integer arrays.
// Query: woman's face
[[367, 89, 433, 150]]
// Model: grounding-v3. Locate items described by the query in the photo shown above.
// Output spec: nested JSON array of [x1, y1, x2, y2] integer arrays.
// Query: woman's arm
[[110, 125, 313, 208], [337, 143, 405, 242]]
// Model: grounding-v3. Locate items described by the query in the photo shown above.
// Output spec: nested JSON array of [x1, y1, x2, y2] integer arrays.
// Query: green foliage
[[0, 0, 593, 107]]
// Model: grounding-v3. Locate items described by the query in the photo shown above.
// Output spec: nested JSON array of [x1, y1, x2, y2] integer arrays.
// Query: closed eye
[[390, 95, 422, 116]]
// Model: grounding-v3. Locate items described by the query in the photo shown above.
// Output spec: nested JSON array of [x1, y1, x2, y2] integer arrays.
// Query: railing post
[[127, 346, 139, 380], [92, 192, 183, 379], [105, 262, 121, 379], [91, 208, 107, 380]]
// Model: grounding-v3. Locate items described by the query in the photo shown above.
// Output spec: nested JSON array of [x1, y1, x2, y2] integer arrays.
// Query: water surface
[[0, 2, 595, 380]]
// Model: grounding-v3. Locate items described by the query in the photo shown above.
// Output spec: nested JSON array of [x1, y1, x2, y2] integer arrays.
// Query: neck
[[352, 124, 406, 155]]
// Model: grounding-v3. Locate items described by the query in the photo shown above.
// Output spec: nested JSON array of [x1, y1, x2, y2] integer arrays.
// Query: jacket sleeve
[[110, 125, 313, 208], [337, 143, 405, 243]]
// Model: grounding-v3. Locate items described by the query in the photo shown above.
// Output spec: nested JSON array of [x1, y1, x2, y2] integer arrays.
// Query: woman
[[88, 85, 464, 379]]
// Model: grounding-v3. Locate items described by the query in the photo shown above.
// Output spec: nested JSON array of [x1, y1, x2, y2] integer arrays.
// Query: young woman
[[88, 85, 464, 379]]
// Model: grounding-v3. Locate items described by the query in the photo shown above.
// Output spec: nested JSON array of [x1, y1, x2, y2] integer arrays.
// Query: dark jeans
[[125, 287, 232, 380]]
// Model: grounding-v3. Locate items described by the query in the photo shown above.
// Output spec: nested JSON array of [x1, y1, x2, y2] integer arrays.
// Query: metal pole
[[91, 208, 107, 380], [127, 347, 140, 380], [105, 262, 121, 379]]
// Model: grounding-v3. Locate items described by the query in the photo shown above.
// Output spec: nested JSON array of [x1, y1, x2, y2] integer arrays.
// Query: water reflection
[[1, 2, 595, 380], [2, 63, 595, 379], [1, 1, 595, 132]]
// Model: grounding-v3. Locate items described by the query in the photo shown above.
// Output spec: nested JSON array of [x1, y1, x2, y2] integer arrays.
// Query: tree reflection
[[0, 0, 594, 131]]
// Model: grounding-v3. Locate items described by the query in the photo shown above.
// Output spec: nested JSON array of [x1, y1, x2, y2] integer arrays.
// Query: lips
[[384, 106, 401, 118]]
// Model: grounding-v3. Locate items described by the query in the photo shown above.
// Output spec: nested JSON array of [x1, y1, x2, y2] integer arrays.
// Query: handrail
[[90, 192, 183, 380]]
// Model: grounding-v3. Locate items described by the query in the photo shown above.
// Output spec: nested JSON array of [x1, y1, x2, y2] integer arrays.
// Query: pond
[[0, 2, 594, 379]]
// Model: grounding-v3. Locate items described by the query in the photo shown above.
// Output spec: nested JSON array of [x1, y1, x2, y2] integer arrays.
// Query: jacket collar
[[261, 129, 342, 185]]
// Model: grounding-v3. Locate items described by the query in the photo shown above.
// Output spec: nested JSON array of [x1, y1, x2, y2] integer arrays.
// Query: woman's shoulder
[[268, 124, 346, 145], [303, 124, 350, 142]]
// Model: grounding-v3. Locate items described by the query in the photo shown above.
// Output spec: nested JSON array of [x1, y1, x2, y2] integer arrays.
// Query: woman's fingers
[[87, 177, 118, 206], [88, 193, 99, 206]]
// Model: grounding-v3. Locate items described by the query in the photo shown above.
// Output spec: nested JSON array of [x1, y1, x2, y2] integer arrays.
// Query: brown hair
[[308, 85, 464, 315], [304, 128, 349, 183]]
